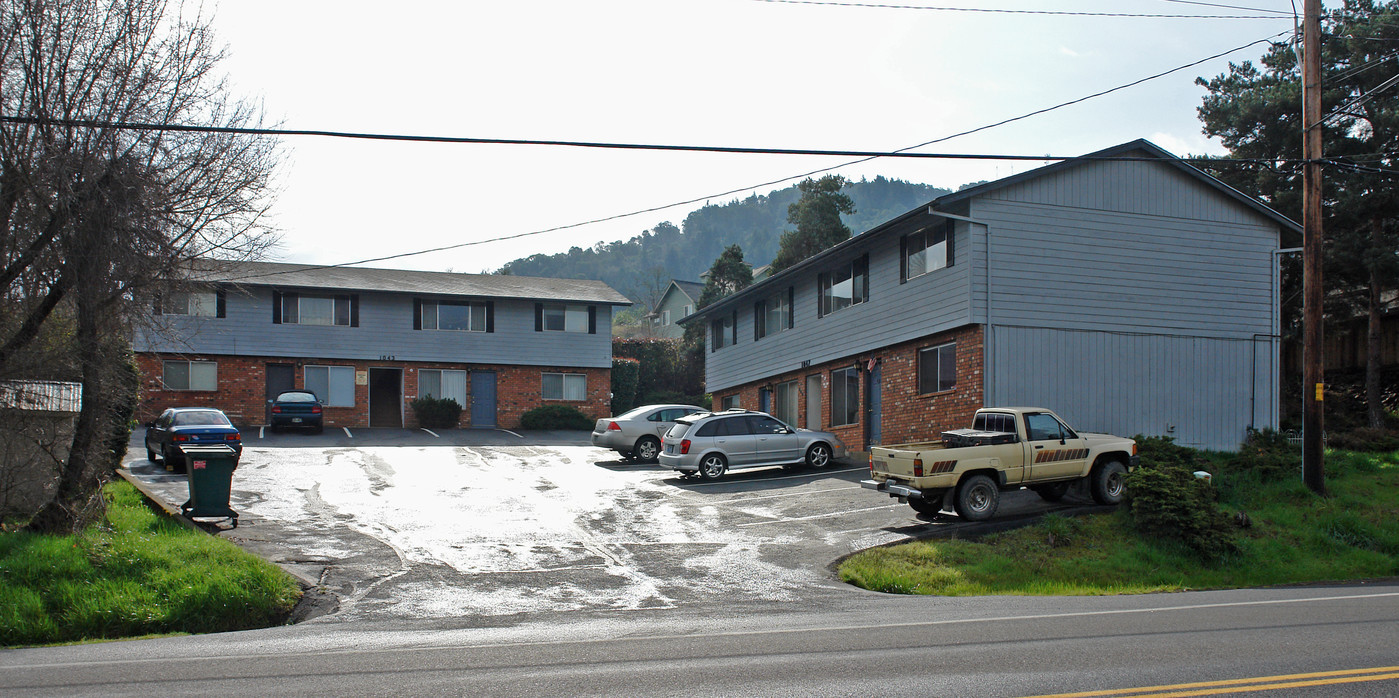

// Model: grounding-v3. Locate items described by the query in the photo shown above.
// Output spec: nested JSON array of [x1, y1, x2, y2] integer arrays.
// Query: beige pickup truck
[[861, 407, 1138, 521]]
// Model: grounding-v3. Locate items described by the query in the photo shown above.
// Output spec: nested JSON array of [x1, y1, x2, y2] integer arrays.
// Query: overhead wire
[[748, 0, 1287, 19], [192, 30, 1300, 280]]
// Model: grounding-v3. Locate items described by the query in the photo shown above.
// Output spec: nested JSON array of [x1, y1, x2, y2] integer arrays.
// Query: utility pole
[[1301, 0, 1326, 495]]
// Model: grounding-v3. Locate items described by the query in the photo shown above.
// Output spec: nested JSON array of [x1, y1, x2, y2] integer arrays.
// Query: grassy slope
[[839, 449, 1399, 596], [0, 481, 301, 647]]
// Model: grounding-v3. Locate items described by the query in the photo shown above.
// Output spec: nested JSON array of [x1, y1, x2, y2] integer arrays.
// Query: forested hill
[[497, 176, 950, 302]]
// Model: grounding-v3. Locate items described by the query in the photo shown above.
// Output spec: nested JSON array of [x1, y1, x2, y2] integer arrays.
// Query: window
[[418, 369, 468, 406], [917, 342, 957, 394], [902, 220, 954, 281], [755, 288, 793, 340], [648, 407, 698, 422], [420, 301, 487, 331], [162, 361, 217, 391], [712, 312, 735, 350], [542, 372, 586, 401], [276, 293, 356, 326], [305, 365, 355, 407], [1025, 412, 1075, 441], [774, 380, 799, 426], [537, 303, 594, 333], [696, 416, 749, 437], [683, 304, 693, 316], [163, 291, 218, 317], [661, 310, 671, 326], [830, 366, 860, 426], [818, 255, 868, 317], [720, 394, 740, 410], [747, 414, 788, 435], [974, 412, 1017, 434]]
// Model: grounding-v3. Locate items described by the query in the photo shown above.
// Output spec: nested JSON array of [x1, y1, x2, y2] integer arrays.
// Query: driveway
[[122, 428, 1103, 625]]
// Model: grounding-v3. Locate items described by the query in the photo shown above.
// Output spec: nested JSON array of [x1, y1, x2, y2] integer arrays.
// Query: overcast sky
[[206, 0, 1297, 274]]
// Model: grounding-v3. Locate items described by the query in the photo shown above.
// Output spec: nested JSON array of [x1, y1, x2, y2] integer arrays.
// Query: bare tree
[[0, 0, 279, 532]]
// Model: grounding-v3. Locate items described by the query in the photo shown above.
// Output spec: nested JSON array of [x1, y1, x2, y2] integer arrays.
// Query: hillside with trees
[[497, 176, 950, 304]]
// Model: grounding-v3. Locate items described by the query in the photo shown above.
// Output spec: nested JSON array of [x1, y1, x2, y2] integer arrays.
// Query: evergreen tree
[[770, 175, 856, 272], [1196, 0, 1399, 428], [682, 244, 753, 352]]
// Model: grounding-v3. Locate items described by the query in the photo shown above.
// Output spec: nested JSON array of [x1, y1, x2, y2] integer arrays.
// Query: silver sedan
[[591, 404, 705, 462], [658, 409, 847, 480]]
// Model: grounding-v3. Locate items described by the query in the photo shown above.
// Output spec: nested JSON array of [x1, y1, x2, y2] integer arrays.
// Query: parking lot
[[123, 428, 1095, 625]]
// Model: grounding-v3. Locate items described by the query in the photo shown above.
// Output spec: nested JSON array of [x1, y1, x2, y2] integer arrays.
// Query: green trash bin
[[178, 444, 239, 527]]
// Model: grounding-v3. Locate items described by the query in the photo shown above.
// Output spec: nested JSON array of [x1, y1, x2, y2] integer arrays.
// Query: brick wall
[[136, 352, 611, 430], [710, 325, 984, 451]]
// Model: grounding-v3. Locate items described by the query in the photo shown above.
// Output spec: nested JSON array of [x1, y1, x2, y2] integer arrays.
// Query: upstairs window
[[161, 290, 219, 317], [662, 310, 671, 326], [755, 287, 794, 340], [274, 292, 358, 327], [818, 255, 868, 317], [902, 219, 954, 282], [712, 312, 736, 350], [418, 300, 490, 332], [535, 303, 595, 333]]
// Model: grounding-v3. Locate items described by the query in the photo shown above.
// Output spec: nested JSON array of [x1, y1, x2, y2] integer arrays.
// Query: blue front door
[[867, 364, 882, 447], [471, 371, 497, 428]]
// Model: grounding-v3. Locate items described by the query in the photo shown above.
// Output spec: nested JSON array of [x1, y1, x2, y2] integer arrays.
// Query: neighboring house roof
[[682, 138, 1301, 322], [671, 280, 704, 304], [182, 259, 633, 306]]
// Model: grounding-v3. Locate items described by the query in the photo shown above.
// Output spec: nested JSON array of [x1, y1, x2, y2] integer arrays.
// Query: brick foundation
[[710, 325, 984, 451], [134, 353, 611, 430]]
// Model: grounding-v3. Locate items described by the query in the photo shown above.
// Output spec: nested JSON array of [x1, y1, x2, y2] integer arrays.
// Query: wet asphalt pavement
[[122, 427, 1105, 627]]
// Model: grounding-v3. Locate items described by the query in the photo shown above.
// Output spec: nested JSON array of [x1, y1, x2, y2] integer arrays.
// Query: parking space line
[[715, 485, 861, 504], [735, 503, 904, 527], [259, 426, 265, 439], [497, 428, 523, 438], [343, 427, 353, 438], [422, 428, 439, 438]]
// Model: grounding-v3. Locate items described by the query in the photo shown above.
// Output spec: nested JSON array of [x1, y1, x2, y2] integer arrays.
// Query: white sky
[[206, 0, 1297, 274]]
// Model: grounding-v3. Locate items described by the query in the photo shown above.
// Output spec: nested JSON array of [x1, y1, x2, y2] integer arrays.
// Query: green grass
[[839, 449, 1399, 596], [0, 481, 302, 647]]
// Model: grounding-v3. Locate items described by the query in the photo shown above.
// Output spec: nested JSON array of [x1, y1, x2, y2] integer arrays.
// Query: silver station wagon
[[658, 409, 847, 480], [591, 403, 705, 462]]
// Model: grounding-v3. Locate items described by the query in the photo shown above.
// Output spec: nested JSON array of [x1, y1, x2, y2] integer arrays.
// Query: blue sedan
[[144, 407, 242, 471], [268, 390, 324, 433]]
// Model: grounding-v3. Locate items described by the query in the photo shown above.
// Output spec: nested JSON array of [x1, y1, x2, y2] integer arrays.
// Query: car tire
[[163, 445, 185, 473], [146, 443, 158, 462], [953, 474, 1000, 521], [805, 442, 833, 469], [1032, 481, 1072, 502], [313, 424, 324, 435], [697, 454, 727, 481], [634, 436, 661, 463], [1091, 460, 1128, 505], [908, 491, 943, 516]]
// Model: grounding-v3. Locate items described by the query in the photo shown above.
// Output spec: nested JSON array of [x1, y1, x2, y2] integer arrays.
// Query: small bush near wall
[[520, 405, 593, 430], [1125, 435, 1239, 561], [611, 358, 640, 415], [410, 396, 462, 429]]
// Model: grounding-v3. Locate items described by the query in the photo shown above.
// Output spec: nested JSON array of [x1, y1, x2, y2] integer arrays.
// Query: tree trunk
[[1366, 219, 1384, 429]]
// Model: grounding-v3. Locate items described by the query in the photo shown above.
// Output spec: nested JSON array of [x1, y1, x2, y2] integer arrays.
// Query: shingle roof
[[184, 259, 633, 305], [672, 280, 705, 301]]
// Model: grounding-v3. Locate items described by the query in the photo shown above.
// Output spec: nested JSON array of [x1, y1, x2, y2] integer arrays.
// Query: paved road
[[123, 427, 1098, 625]]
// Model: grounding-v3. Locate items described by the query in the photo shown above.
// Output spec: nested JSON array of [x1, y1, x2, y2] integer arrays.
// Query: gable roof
[[682, 138, 1300, 323], [183, 259, 633, 306], [652, 280, 705, 315]]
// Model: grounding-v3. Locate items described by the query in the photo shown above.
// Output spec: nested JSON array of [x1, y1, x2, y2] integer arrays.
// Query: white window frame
[[830, 366, 860, 427], [305, 365, 356, 407], [774, 380, 799, 426], [164, 291, 217, 317], [917, 342, 957, 395], [819, 256, 868, 317], [904, 224, 950, 280], [422, 301, 486, 332], [542, 372, 587, 401], [418, 369, 468, 406], [283, 295, 351, 326], [720, 394, 741, 410], [162, 360, 217, 391], [712, 314, 733, 349], [661, 309, 671, 326], [543, 303, 589, 332], [758, 290, 791, 339]]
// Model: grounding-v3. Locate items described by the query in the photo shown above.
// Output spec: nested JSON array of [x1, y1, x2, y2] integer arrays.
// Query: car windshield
[[276, 391, 318, 403], [172, 411, 231, 426]]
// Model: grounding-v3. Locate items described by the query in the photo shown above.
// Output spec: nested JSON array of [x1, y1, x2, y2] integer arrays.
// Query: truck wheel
[[697, 454, 728, 480], [634, 436, 661, 463], [1032, 481, 1071, 502], [1091, 460, 1127, 505], [805, 443, 832, 469], [909, 491, 943, 516], [953, 474, 1000, 521]]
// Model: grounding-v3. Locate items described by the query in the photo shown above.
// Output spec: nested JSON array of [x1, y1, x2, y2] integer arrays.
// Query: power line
[[202, 31, 1295, 280], [1156, 0, 1292, 15], [749, 0, 1287, 18]]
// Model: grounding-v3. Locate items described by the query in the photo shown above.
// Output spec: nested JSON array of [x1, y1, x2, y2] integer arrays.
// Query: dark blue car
[[269, 390, 324, 433], [144, 407, 242, 471]]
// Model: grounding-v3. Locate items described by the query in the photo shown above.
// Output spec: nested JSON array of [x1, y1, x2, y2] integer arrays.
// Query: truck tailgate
[[871, 442, 946, 477]]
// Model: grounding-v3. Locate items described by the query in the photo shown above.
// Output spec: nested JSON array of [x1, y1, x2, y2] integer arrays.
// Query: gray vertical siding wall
[[703, 215, 974, 391], [134, 287, 615, 368], [974, 158, 1282, 450]]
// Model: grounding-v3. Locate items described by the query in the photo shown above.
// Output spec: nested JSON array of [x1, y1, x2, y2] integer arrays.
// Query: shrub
[[1328, 427, 1399, 453], [410, 396, 462, 429], [1125, 438, 1239, 561], [611, 357, 640, 414], [520, 405, 593, 430], [1228, 428, 1302, 482]]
